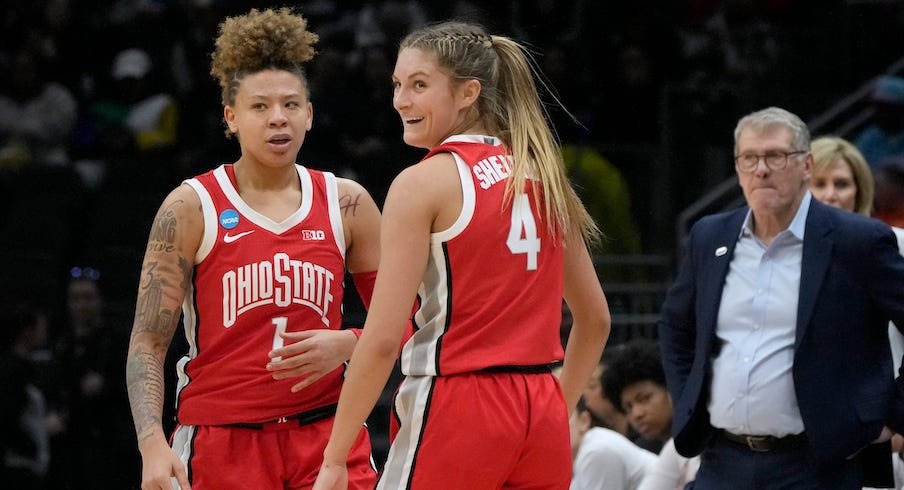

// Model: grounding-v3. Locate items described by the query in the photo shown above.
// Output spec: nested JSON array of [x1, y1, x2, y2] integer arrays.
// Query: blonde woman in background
[[808, 136, 874, 216]]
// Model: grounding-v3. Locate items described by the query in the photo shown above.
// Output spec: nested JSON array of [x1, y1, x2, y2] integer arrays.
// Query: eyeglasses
[[734, 150, 806, 173]]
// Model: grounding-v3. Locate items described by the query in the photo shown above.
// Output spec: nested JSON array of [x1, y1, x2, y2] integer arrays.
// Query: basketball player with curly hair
[[126, 8, 380, 489]]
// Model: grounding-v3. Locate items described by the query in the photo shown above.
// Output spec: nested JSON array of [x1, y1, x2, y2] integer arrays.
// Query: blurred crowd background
[[2, 0, 904, 488]]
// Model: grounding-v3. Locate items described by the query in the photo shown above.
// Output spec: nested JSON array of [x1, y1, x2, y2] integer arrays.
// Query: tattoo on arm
[[127, 348, 167, 442], [340, 193, 361, 217], [127, 199, 195, 443], [146, 200, 181, 253]]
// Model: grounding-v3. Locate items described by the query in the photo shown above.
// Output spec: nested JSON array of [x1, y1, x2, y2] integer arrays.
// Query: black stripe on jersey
[[191, 269, 201, 357], [404, 376, 437, 490], [176, 270, 202, 412], [434, 242, 454, 377], [390, 392, 402, 437]]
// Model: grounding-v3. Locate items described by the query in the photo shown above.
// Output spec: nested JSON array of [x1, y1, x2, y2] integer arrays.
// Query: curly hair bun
[[210, 7, 318, 85]]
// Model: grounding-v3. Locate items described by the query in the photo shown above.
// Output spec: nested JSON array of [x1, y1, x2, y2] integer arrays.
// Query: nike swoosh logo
[[223, 230, 255, 243]]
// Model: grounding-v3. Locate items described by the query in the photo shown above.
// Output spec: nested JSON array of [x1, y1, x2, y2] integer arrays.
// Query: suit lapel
[[796, 201, 834, 349], [698, 209, 748, 344]]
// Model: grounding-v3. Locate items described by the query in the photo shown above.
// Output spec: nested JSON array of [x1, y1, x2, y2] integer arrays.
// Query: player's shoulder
[[335, 176, 370, 196], [381, 153, 460, 220], [162, 182, 203, 212], [395, 151, 458, 186]]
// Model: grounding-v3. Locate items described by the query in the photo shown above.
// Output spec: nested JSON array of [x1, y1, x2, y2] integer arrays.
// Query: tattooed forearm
[[127, 347, 167, 442], [340, 193, 361, 217]]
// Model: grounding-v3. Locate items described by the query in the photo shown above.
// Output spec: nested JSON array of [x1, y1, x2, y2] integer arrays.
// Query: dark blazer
[[658, 198, 904, 481]]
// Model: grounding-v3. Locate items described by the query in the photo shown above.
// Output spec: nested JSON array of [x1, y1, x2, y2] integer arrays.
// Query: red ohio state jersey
[[176, 164, 346, 425], [400, 135, 565, 377]]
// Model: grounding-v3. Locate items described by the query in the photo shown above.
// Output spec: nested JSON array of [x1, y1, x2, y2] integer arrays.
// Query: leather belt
[[222, 403, 337, 430], [719, 429, 807, 452]]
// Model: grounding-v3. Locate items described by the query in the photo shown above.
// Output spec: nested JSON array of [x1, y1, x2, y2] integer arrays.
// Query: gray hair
[[733, 106, 810, 153]]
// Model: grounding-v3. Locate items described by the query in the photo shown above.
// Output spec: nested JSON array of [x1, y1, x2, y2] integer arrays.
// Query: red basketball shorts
[[171, 416, 375, 489], [379, 370, 571, 489]]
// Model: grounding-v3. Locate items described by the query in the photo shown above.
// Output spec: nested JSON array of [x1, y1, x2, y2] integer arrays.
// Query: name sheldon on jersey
[[221, 252, 334, 328]]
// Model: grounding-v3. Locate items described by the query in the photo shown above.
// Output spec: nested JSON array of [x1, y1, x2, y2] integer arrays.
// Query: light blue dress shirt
[[708, 192, 812, 437]]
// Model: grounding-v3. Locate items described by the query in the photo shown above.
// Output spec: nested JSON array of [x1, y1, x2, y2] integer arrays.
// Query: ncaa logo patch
[[219, 209, 240, 229]]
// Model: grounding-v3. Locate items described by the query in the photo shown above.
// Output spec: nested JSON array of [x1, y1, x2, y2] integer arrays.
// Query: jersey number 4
[[506, 194, 540, 270]]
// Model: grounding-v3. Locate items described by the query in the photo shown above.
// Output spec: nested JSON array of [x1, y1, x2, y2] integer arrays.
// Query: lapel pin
[[715, 246, 728, 257]]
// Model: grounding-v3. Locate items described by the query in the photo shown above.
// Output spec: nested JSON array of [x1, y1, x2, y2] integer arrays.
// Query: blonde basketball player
[[314, 21, 611, 490]]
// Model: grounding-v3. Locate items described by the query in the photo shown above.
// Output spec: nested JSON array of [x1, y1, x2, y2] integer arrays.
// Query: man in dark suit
[[658, 106, 904, 488]]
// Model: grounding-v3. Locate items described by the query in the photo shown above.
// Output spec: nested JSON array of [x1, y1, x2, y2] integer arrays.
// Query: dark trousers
[[691, 433, 862, 490]]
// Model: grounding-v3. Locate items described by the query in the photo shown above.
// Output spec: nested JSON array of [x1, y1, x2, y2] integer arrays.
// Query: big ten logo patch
[[302, 229, 325, 240]]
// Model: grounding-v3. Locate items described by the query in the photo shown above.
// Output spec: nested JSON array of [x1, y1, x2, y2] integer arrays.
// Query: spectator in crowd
[[658, 106, 904, 488], [599, 340, 699, 490], [854, 75, 904, 168], [808, 135, 874, 216], [603, 339, 674, 455], [582, 358, 632, 438], [109, 48, 179, 152], [48, 268, 136, 489], [0, 44, 77, 170], [0, 304, 50, 489], [94, 47, 179, 153], [72, 47, 180, 188], [570, 395, 657, 490]]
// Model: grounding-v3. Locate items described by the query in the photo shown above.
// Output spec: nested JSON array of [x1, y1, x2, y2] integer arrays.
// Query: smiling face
[[224, 69, 313, 168], [809, 158, 858, 213], [736, 124, 811, 222], [392, 47, 477, 149]]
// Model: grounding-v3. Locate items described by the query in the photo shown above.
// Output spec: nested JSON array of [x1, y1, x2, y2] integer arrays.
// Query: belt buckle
[[745, 435, 772, 452]]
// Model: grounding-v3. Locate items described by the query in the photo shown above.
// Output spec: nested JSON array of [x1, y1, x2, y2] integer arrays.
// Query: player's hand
[[312, 461, 348, 490], [139, 437, 190, 490], [267, 329, 357, 392]]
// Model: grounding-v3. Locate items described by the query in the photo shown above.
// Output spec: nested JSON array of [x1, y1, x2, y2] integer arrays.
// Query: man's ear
[[802, 152, 813, 182]]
